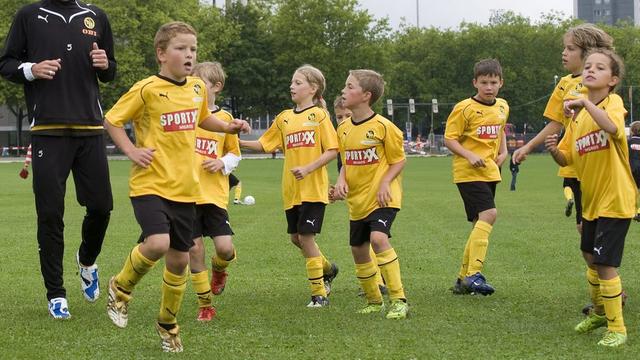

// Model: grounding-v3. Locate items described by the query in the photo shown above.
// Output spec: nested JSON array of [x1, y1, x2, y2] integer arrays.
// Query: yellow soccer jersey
[[337, 113, 405, 220], [259, 105, 338, 210], [444, 97, 509, 183], [544, 73, 586, 179], [106, 75, 210, 202], [558, 94, 636, 220], [195, 108, 240, 208]]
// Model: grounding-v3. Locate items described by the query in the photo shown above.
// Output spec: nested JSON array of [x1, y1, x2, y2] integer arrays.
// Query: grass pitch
[[0, 155, 638, 359]]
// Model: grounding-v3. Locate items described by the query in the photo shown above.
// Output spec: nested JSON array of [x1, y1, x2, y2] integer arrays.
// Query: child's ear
[[608, 76, 620, 89]]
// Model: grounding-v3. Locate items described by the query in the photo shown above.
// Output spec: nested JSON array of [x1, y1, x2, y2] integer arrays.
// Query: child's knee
[[478, 208, 497, 224]]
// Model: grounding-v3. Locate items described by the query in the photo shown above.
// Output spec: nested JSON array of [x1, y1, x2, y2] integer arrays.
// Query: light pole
[[554, 74, 558, 87], [416, 0, 420, 28], [429, 98, 438, 153]]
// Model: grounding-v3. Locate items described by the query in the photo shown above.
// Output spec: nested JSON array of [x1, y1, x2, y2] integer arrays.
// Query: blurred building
[[573, 0, 640, 25]]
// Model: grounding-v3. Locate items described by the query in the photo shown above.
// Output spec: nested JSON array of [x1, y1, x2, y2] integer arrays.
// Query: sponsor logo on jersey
[[569, 83, 585, 98], [576, 129, 609, 155], [361, 129, 382, 145], [195, 137, 219, 158], [476, 124, 501, 139], [194, 84, 201, 95], [345, 146, 379, 165], [304, 113, 319, 126], [160, 108, 198, 132], [82, 17, 97, 36], [286, 130, 315, 149]]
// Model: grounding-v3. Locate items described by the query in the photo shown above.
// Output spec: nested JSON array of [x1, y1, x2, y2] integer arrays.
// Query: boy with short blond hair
[[444, 59, 508, 296], [333, 69, 408, 319], [104, 22, 249, 352]]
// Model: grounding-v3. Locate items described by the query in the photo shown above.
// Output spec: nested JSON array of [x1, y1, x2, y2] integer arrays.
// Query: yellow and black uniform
[[338, 113, 407, 304], [557, 93, 634, 336], [259, 105, 338, 210], [544, 74, 587, 223], [445, 96, 508, 283], [106, 74, 211, 328], [259, 105, 338, 299]]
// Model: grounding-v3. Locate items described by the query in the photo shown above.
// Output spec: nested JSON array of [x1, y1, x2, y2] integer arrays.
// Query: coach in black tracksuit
[[0, 0, 116, 309]]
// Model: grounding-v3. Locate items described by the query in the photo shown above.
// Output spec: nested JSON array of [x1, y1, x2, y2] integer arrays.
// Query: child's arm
[[291, 149, 337, 180], [239, 139, 266, 152], [104, 120, 154, 168], [495, 130, 508, 167], [200, 114, 251, 134], [545, 134, 569, 167], [377, 160, 406, 207], [444, 138, 485, 167], [566, 98, 618, 135], [512, 121, 563, 164], [333, 165, 348, 200]]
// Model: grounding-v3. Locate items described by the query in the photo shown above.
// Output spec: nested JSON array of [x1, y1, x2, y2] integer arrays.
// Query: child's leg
[[212, 235, 236, 271], [598, 265, 626, 335], [353, 243, 383, 305], [369, 245, 385, 288], [297, 233, 327, 298], [372, 232, 405, 302], [234, 181, 242, 202], [114, 234, 167, 296], [563, 185, 574, 202], [465, 208, 496, 276], [189, 237, 213, 310], [158, 249, 190, 328]]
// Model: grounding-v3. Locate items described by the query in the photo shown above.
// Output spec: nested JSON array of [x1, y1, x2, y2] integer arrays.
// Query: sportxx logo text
[[161, 108, 198, 132], [576, 129, 609, 155], [195, 137, 219, 158], [286, 130, 315, 149], [477, 124, 501, 139], [345, 146, 379, 165]]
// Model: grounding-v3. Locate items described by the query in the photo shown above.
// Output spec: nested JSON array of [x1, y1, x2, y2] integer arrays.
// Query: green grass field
[[1, 155, 638, 359]]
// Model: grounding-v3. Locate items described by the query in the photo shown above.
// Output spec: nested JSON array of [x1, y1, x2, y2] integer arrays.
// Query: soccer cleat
[[107, 277, 129, 328], [233, 199, 241, 205], [357, 302, 385, 314], [386, 300, 409, 319], [210, 270, 228, 295], [634, 213, 640, 222], [77, 252, 100, 302], [450, 278, 471, 295], [463, 272, 495, 296], [156, 323, 183, 353], [574, 312, 607, 334], [196, 306, 217, 322], [48, 297, 71, 320], [306, 295, 329, 308], [597, 331, 627, 347], [565, 199, 574, 217], [323, 263, 339, 296]]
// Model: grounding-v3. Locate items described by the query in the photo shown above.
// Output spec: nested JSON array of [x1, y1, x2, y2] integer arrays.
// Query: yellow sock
[[306, 256, 326, 297], [369, 246, 384, 287], [458, 238, 471, 280], [376, 248, 405, 301], [234, 181, 242, 201], [465, 220, 492, 276], [586, 268, 604, 314], [314, 243, 332, 274], [600, 276, 626, 334], [190, 270, 212, 308], [356, 261, 383, 304], [212, 249, 236, 272], [563, 186, 573, 201], [114, 244, 156, 300], [158, 267, 187, 325]]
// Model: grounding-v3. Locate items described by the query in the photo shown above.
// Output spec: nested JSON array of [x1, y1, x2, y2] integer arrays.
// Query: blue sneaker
[[77, 253, 100, 302], [48, 297, 71, 319], [463, 272, 495, 296]]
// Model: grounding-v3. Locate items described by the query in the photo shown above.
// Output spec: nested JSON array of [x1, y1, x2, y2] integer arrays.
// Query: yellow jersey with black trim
[[259, 105, 338, 210], [544, 73, 586, 178], [195, 108, 240, 208], [558, 94, 636, 220], [105, 75, 209, 202], [444, 97, 509, 183], [337, 113, 405, 220]]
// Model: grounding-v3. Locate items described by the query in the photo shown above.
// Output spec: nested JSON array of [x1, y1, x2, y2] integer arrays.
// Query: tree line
[[1, 0, 639, 136]]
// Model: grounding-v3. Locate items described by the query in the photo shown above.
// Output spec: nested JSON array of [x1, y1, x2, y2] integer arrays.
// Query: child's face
[[562, 35, 583, 74], [472, 74, 503, 103], [290, 71, 317, 106], [341, 75, 368, 109], [157, 33, 197, 81], [582, 52, 618, 91], [334, 107, 353, 124]]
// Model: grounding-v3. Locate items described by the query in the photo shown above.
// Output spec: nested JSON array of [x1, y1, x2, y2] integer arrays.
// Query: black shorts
[[456, 181, 497, 222], [349, 208, 399, 246], [562, 177, 582, 224], [131, 195, 195, 252], [229, 173, 240, 188], [633, 171, 640, 188], [285, 202, 326, 234], [193, 204, 234, 238], [580, 217, 630, 267]]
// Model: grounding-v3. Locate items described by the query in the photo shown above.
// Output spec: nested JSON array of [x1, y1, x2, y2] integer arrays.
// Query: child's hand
[[466, 153, 485, 168], [544, 134, 559, 153], [291, 166, 310, 180], [230, 119, 251, 134], [377, 181, 392, 207], [203, 159, 224, 173], [127, 147, 155, 168], [328, 184, 338, 203], [512, 146, 528, 164], [563, 99, 583, 118], [334, 180, 348, 200], [495, 152, 507, 167]]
